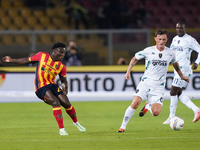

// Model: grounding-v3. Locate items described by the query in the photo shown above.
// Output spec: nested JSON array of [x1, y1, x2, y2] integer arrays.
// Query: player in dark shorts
[[2, 42, 86, 135]]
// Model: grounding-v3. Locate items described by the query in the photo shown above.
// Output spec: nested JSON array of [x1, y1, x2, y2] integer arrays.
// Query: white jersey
[[170, 33, 200, 75], [135, 46, 176, 83]]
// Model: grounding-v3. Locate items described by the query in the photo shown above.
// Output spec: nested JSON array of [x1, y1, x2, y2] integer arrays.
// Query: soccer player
[[2, 42, 86, 135], [162, 22, 200, 124], [117, 30, 189, 133]]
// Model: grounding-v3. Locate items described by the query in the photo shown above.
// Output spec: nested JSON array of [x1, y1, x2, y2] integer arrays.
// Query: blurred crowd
[[61, 0, 148, 29]]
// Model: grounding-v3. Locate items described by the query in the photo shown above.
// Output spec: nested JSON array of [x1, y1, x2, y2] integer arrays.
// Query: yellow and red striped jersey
[[29, 52, 66, 92]]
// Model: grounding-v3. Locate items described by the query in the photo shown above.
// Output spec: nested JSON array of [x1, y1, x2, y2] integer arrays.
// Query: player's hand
[[61, 83, 68, 95], [181, 76, 189, 83], [2, 56, 12, 62], [125, 72, 130, 80], [63, 90, 68, 95], [192, 63, 198, 70]]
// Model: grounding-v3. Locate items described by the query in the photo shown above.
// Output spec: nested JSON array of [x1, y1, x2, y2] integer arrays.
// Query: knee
[[131, 97, 142, 109], [51, 100, 61, 107], [170, 90, 176, 96], [64, 103, 71, 109], [151, 103, 162, 116], [152, 111, 160, 116]]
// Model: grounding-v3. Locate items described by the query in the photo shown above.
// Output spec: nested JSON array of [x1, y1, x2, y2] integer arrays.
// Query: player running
[[117, 30, 189, 133], [162, 22, 200, 124], [2, 42, 86, 135], [139, 22, 200, 124]]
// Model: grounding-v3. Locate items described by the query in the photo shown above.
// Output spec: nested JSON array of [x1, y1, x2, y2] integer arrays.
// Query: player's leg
[[117, 96, 142, 132], [139, 82, 163, 117], [163, 85, 180, 124], [58, 94, 86, 132], [118, 80, 147, 132], [145, 93, 163, 116], [139, 101, 148, 117], [169, 86, 180, 117], [44, 90, 68, 135], [178, 93, 200, 122], [150, 103, 162, 116]]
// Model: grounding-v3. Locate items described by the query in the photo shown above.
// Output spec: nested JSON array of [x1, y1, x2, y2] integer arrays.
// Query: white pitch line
[[0, 136, 200, 143]]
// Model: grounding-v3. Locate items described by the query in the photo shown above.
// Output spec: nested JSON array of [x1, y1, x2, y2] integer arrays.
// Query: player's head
[[52, 42, 66, 50], [154, 30, 168, 51], [176, 21, 186, 37], [51, 42, 66, 61]]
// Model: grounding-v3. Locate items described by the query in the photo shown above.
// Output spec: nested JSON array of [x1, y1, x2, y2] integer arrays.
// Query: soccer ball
[[169, 116, 184, 130]]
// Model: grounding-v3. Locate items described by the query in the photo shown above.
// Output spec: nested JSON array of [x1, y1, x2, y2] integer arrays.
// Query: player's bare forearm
[[125, 57, 138, 80], [173, 62, 183, 77], [60, 76, 68, 95], [127, 57, 138, 72], [173, 61, 189, 83], [2, 56, 30, 64]]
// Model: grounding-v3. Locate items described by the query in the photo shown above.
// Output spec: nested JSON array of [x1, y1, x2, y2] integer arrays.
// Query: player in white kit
[[162, 22, 200, 124], [117, 30, 189, 133]]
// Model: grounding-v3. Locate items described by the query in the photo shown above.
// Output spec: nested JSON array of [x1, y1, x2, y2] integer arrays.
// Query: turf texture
[[0, 100, 200, 150]]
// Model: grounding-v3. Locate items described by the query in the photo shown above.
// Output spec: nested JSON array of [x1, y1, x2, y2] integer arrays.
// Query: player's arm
[[190, 38, 200, 70], [2, 56, 30, 65], [125, 56, 138, 80], [192, 53, 200, 70], [59, 75, 68, 95], [173, 61, 189, 83]]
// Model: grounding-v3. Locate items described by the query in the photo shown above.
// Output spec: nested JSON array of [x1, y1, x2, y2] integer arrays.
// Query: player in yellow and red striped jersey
[[2, 42, 86, 135], [29, 51, 67, 92]]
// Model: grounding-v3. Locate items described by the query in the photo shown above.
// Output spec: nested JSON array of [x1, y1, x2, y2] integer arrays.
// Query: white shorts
[[134, 79, 164, 106], [172, 73, 191, 88]]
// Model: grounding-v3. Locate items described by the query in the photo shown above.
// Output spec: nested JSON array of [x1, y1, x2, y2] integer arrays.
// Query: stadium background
[[0, 0, 200, 66], [1, 1, 200, 149], [0, 0, 200, 101]]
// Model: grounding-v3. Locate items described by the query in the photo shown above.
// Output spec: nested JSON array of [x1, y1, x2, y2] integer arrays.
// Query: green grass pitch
[[0, 100, 200, 150]]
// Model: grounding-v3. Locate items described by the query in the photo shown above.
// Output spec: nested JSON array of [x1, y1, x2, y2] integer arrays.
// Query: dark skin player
[[2, 47, 71, 109], [170, 22, 198, 97], [2, 43, 86, 135]]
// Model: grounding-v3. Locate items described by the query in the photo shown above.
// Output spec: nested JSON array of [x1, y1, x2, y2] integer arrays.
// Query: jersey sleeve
[[135, 49, 147, 60], [189, 38, 200, 53], [189, 38, 200, 64], [29, 52, 43, 62], [59, 64, 67, 77]]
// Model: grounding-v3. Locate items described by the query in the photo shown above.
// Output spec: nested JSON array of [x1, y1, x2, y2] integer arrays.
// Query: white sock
[[145, 103, 153, 116], [179, 94, 199, 113], [169, 96, 178, 118], [120, 106, 135, 130], [60, 128, 65, 131]]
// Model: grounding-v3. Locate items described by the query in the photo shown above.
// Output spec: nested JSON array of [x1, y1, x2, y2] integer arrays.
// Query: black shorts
[[35, 84, 63, 100]]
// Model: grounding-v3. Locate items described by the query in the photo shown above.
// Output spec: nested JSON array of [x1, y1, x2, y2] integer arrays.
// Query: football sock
[[169, 96, 178, 118], [179, 94, 199, 113], [120, 106, 135, 130], [53, 107, 64, 129], [65, 105, 78, 123], [145, 103, 153, 116]]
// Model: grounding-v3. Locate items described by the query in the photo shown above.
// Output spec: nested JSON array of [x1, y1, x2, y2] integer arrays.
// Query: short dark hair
[[52, 42, 66, 50], [177, 21, 186, 28], [155, 30, 168, 37]]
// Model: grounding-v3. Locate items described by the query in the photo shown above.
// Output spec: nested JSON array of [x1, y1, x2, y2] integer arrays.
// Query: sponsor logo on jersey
[[152, 60, 167, 66], [173, 46, 183, 51]]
